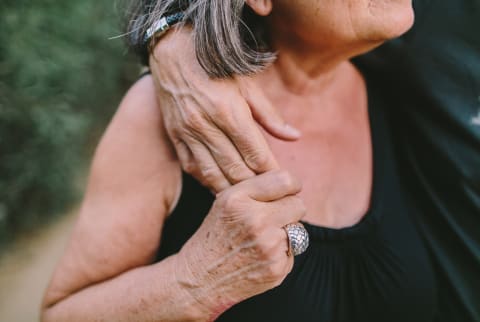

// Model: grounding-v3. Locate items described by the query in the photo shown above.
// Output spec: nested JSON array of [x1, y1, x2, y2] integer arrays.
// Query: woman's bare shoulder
[[90, 74, 182, 215]]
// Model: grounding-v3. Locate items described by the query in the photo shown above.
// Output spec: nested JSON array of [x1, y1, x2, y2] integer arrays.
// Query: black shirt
[[356, 0, 480, 320], [155, 72, 437, 321]]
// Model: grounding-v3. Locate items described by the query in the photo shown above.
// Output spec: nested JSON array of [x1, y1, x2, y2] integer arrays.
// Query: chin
[[367, 3, 415, 41], [386, 6, 415, 37], [350, 4, 414, 56]]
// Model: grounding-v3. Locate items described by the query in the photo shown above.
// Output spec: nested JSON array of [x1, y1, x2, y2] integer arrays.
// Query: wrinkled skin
[[178, 170, 306, 319], [41, 77, 306, 322], [149, 0, 413, 193], [41, 0, 415, 320], [149, 27, 301, 193]]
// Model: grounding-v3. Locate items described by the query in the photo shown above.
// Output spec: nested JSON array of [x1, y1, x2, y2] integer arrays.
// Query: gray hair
[[126, 0, 276, 78]]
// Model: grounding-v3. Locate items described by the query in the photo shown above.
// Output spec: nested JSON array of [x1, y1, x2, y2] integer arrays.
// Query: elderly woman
[[42, 1, 436, 321]]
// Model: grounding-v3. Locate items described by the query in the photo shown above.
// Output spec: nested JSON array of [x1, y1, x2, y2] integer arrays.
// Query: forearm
[[42, 170, 304, 322], [42, 255, 209, 322]]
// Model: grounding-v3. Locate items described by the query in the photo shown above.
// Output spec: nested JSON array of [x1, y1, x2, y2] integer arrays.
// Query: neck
[[257, 44, 361, 101], [262, 25, 376, 96], [268, 46, 348, 96]]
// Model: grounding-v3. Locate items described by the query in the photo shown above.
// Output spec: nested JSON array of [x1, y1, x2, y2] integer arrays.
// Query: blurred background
[[0, 0, 138, 320]]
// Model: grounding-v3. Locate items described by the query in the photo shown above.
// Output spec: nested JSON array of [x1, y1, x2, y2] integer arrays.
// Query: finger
[[233, 170, 302, 202], [212, 100, 279, 174], [184, 136, 232, 193], [163, 85, 260, 184], [284, 253, 294, 274], [263, 196, 307, 227], [272, 228, 295, 272], [281, 240, 295, 274], [268, 229, 294, 277], [173, 139, 197, 175], [195, 125, 256, 185], [161, 92, 257, 186], [240, 81, 301, 141]]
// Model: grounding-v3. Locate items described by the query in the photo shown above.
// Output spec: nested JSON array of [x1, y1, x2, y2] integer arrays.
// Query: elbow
[[40, 288, 68, 322], [41, 306, 66, 322], [40, 302, 56, 322], [40, 298, 69, 322], [40, 308, 54, 322]]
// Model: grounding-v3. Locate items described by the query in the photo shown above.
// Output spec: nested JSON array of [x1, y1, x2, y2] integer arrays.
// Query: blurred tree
[[0, 0, 138, 250]]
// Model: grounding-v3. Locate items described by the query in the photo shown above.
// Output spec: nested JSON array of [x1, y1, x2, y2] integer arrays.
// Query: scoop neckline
[[300, 70, 387, 242]]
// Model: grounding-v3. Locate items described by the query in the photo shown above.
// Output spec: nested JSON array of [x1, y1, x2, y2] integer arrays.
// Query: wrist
[[173, 253, 218, 322], [127, 7, 186, 66], [149, 24, 191, 58], [174, 244, 237, 321]]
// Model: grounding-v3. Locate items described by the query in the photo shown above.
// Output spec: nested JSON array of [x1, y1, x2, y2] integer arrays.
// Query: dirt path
[[0, 212, 77, 322]]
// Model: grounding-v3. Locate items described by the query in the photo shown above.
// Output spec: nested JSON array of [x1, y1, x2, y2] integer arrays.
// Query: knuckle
[[212, 103, 235, 123], [170, 132, 183, 144], [253, 230, 279, 259], [183, 109, 205, 133], [260, 237, 277, 255], [245, 215, 264, 240], [201, 166, 222, 183], [212, 180, 231, 194], [290, 196, 307, 215], [276, 170, 294, 188], [208, 94, 229, 110], [226, 162, 253, 183], [182, 162, 197, 175], [219, 190, 244, 212], [245, 152, 271, 172], [265, 261, 285, 282]]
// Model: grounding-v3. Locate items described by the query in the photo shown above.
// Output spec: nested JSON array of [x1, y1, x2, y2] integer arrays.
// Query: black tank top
[[155, 71, 437, 322]]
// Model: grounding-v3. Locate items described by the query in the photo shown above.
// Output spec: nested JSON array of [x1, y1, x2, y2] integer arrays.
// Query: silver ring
[[283, 222, 309, 256]]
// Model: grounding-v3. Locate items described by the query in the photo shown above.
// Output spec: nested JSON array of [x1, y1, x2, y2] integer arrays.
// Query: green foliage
[[0, 0, 138, 248]]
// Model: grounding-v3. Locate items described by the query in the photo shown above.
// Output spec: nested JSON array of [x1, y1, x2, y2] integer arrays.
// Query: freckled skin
[[250, 0, 414, 227], [251, 61, 372, 228]]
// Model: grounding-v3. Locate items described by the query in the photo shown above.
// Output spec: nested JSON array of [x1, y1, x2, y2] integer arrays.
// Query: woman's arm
[[42, 76, 306, 322], [41, 76, 205, 321]]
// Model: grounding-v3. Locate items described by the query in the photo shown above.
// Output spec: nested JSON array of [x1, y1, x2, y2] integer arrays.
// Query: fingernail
[[284, 124, 301, 138]]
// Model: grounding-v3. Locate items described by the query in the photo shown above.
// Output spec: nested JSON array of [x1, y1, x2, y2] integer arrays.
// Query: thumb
[[240, 82, 301, 141]]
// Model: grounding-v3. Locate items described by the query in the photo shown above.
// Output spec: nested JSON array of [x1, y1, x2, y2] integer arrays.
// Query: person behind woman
[[42, 1, 436, 321]]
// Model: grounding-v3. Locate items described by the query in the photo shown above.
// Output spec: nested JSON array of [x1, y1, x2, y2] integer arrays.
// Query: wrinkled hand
[[175, 170, 306, 319], [149, 27, 300, 193]]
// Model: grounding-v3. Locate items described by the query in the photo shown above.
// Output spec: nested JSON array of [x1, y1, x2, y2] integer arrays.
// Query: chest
[[264, 108, 373, 228]]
